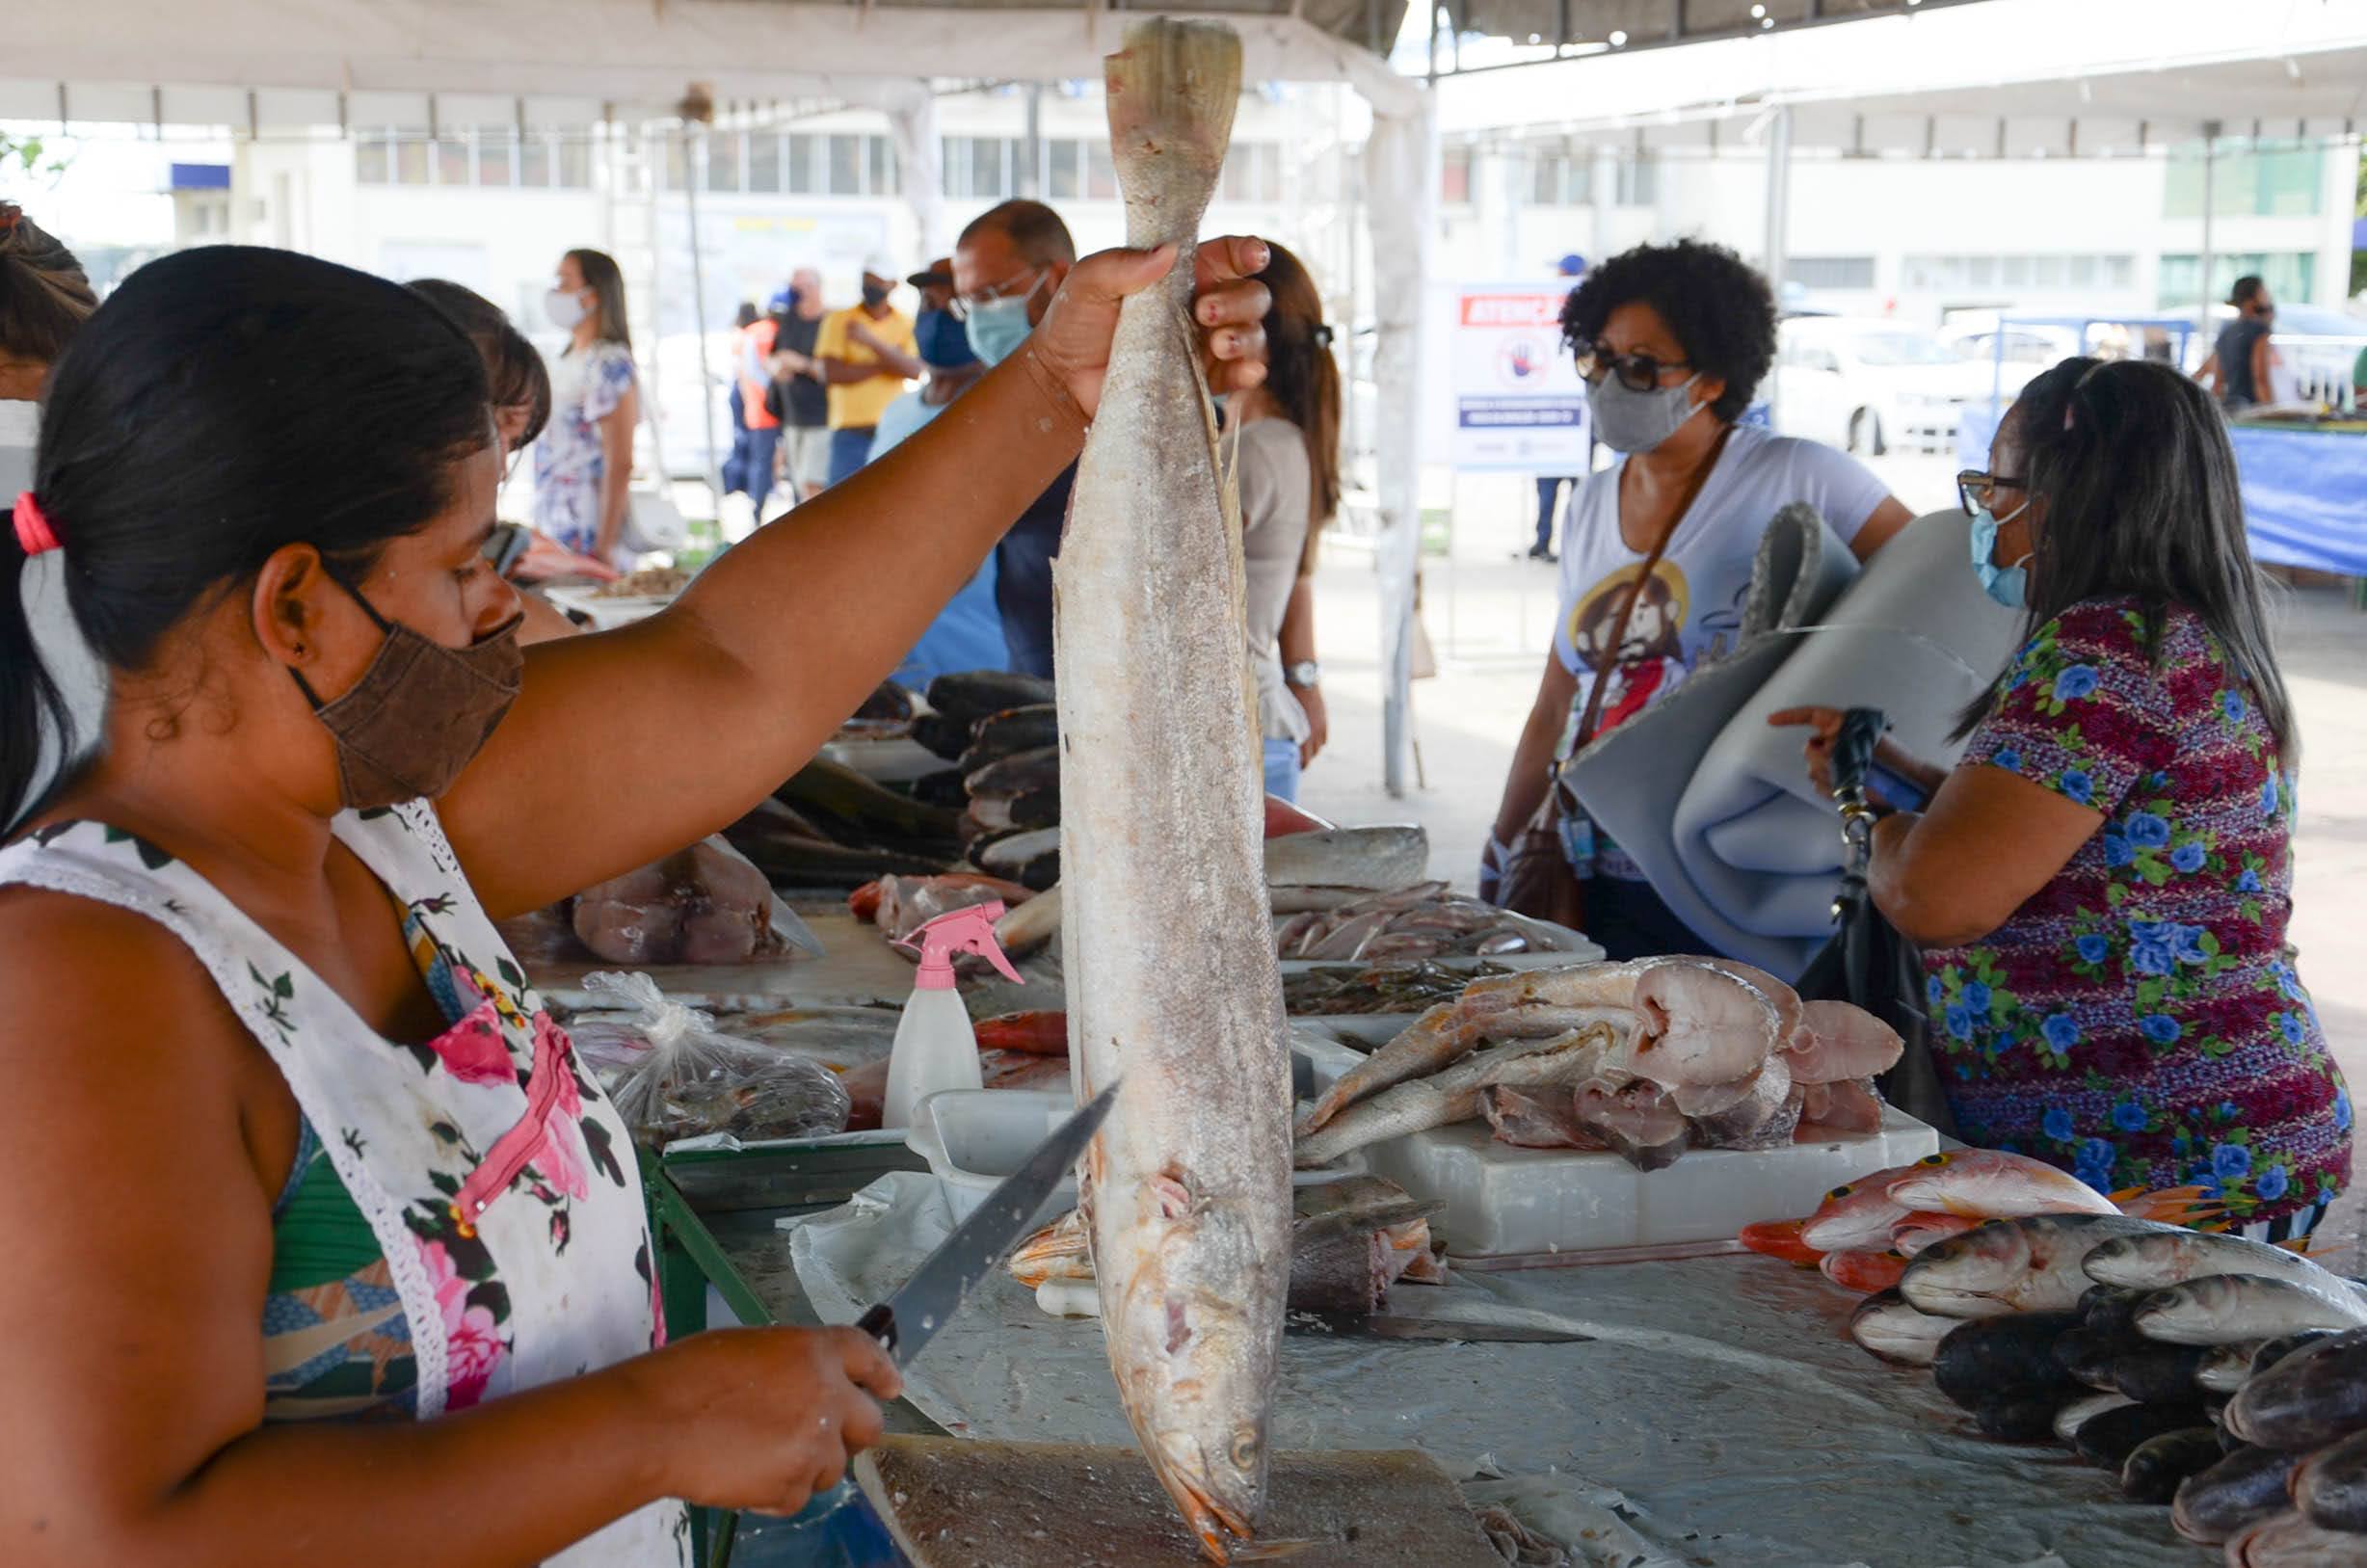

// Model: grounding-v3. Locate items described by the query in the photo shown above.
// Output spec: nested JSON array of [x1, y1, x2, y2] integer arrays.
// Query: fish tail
[[2113, 1184, 2229, 1228], [1739, 1218, 1825, 1265]]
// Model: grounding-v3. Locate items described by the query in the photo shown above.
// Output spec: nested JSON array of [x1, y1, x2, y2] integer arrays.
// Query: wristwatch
[[1285, 660, 1321, 689]]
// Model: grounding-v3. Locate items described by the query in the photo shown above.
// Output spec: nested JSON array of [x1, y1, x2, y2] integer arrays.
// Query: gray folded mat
[[1565, 506, 2024, 980]]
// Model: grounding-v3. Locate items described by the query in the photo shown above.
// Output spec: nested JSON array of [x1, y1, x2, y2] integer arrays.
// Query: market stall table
[[644, 1162, 2209, 1567]]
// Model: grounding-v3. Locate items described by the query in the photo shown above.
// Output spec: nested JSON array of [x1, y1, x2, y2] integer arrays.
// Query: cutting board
[[854, 1437, 1507, 1568]]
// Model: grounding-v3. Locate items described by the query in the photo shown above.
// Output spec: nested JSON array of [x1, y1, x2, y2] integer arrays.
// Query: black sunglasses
[[1578, 343, 1691, 393], [1955, 469, 2027, 518]]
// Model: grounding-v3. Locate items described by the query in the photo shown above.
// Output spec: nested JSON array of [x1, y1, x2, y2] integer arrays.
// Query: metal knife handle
[[856, 1301, 895, 1357]]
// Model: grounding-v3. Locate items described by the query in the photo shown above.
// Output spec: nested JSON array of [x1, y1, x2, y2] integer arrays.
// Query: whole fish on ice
[[2136, 1276, 2367, 1347], [1900, 1213, 2168, 1318], [1057, 22, 1287, 1560]]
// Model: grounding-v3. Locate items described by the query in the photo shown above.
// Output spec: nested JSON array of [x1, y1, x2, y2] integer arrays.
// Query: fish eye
[[1921, 1154, 1950, 1166], [1827, 1184, 1853, 1199], [1229, 1427, 1261, 1471]]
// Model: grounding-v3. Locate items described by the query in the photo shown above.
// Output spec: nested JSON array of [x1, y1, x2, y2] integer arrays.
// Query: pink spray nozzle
[[897, 901, 1024, 989]]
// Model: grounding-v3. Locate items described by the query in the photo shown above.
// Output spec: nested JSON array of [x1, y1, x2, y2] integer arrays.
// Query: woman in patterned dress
[[0, 240, 1274, 1565], [1779, 358, 2349, 1240], [533, 248, 640, 567]]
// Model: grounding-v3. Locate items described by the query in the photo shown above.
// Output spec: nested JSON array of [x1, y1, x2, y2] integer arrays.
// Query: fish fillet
[[1057, 22, 1288, 1563]]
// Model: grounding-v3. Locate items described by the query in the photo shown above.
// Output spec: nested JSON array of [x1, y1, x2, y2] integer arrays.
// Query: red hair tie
[[13, 492, 60, 557]]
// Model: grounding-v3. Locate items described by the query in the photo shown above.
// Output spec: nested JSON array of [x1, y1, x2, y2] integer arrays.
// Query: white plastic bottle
[[881, 901, 1024, 1130]]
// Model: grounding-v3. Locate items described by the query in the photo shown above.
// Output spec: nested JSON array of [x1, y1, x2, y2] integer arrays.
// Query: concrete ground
[[1294, 453, 2367, 1266]]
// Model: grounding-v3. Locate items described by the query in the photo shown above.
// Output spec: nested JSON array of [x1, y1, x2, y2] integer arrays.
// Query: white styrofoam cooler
[[1292, 1036, 1939, 1260]]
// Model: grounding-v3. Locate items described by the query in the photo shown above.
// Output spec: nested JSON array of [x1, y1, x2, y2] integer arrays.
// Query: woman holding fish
[[1776, 358, 2351, 1240], [0, 238, 1270, 1566]]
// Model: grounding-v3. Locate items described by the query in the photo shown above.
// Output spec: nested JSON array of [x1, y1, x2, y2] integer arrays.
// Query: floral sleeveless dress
[[0, 803, 691, 1566]]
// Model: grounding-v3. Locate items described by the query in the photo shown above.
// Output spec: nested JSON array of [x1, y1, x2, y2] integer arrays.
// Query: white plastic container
[[1294, 1035, 1940, 1260], [879, 902, 1023, 1130]]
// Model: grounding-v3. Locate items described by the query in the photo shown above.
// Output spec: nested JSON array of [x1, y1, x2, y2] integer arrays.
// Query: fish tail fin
[[2114, 1184, 2229, 1228]]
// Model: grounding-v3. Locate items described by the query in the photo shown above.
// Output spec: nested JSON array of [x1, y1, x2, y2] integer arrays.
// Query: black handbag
[[1795, 706, 1958, 1137]]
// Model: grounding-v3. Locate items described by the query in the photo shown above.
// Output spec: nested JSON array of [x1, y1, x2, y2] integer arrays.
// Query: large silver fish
[[1899, 1213, 2168, 1318], [1056, 20, 1288, 1563]]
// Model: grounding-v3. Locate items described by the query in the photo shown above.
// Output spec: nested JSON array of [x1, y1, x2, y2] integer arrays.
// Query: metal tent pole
[[1761, 104, 1793, 428], [2196, 120, 2221, 352], [683, 123, 723, 514]]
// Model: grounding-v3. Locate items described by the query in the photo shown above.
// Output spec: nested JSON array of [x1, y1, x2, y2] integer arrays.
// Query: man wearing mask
[[869, 259, 1003, 684], [815, 256, 918, 486], [763, 267, 834, 503], [951, 200, 1076, 678], [2198, 275, 2279, 412]]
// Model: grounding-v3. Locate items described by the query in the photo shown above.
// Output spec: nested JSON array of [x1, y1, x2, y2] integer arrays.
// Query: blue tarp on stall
[[1958, 401, 2367, 578]]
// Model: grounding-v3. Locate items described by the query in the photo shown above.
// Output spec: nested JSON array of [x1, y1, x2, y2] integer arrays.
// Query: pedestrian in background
[[766, 268, 833, 502], [1528, 252, 1590, 564], [815, 256, 918, 486], [534, 247, 638, 566], [724, 296, 781, 514]]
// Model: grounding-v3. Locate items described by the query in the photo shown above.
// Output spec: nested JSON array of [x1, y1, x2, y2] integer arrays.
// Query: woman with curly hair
[[1485, 237, 1911, 958], [1775, 359, 2348, 1238]]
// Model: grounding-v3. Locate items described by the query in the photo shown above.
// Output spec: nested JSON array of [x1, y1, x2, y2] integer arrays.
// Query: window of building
[[1615, 153, 1657, 207], [1087, 141, 1117, 200], [394, 137, 431, 186], [748, 133, 783, 193], [434, 136, 468, 187], [357, 136, 390, 184], [1048, 139, 1081, 199], [828, 134, 864, 195], [2164, 143, 2326, 220], [1440, 146, 1472, 206], [521, 135, 554, 190], [556, 137, 591, 189], [476, 128, 515, 188], [707, 131, 741, 192], [1786, 256, 1875, 291], [786, 134, 816, 194], [869, 136, 897, 196], [2157, 251, 2317, 310], [1529, 149, 1592, 206]]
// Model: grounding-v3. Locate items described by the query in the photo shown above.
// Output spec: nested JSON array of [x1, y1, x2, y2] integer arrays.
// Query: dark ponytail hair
[[565, 248, 631, 352], [1253, 243, 1343, 574], [3, 245, 492, 831], [410, 278, 552, 449], [0, 203, 97, 367], [1954, 356, 2294, 757]]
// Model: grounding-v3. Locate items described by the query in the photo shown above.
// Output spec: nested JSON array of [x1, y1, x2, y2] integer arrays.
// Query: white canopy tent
[[10, 0, 1447, 788]]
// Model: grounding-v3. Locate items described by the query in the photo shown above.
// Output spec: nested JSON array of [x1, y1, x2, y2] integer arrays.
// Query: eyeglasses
[[1955, 469, 2027, 517], [1576, 343, 1691, 392], [948, 266, 1048, 323]]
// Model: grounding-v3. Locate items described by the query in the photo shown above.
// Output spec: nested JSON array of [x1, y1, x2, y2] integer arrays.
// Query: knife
[[1285, 1309, 1593, 1344], [855, 1079, 1118, 1367]]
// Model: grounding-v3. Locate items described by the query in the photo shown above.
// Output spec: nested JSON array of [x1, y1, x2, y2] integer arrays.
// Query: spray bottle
[[882, 902, 1024, 1129]]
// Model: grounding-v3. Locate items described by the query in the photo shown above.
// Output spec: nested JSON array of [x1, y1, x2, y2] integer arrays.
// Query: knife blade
[[1285, 1309, 1593, 1344], [856, 1080, 1117, 1367]]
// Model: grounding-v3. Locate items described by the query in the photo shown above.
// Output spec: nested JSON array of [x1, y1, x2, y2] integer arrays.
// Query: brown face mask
[[291, 578, 525, 811]]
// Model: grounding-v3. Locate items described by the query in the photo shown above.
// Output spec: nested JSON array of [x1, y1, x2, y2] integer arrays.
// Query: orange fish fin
[[1740, 1218, 1825, 1265], [2114, 1184, 2230, 1228]]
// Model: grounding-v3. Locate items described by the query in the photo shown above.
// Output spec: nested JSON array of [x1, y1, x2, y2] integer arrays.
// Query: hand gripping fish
[[1056, 21, 1292, 1563]]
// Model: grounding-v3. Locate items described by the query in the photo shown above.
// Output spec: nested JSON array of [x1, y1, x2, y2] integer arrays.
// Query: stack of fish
[[725, 757, 966, 888], [1281, 961, 1515, 1017], [903, 671, 1065, 843], [1291, 958, 1904, 1171], [1741, 1149, 2218, 1294], [1271, 882, 1565, 964], [1009, 1174, 1448, 1318], [1840, 1206, 2367, 1561]]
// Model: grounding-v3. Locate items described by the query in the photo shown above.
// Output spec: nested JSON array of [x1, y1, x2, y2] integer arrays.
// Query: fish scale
[[1055, 20, 1290, 1564]]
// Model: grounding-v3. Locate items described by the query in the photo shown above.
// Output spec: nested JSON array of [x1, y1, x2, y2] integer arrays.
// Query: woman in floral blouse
[[1780, 358, 2348, 1240]]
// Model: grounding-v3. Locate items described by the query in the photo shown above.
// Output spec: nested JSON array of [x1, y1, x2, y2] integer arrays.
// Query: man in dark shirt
[[2199, 275, 2278, 412], [951, 200, 1076, 678], [765, 265, 834, 501]]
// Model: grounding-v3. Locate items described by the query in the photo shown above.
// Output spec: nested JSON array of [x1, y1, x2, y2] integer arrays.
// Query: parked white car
[[1773, 317, 2008, 456]]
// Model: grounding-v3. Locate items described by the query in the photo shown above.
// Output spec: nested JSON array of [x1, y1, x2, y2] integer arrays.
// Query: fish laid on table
[[1055, 22, 1287, 1561], [1900, 1213, 2170, 1318], [959, 704, 1061, 771], [2222, 1510, 2367, 1566], [1293, 1026, 1615, 1168], [926, 668, 1057, 724], [1929, 1312, 2086, 1403], [1822, 1249, 1909, 1294], [2054, 1391, 2138, 1445], [2120, 1428, 2225, 1505], [2292, 1427, 2367, 1532], [973, 824, 1062, 890], [2136, 1276, 2367, 1347], [1280, 960, 1512, 1018], [2223, 1329, 2367, 1448], [2083, 1230, 2358, 1300], [1274, 882, 1554, 963], [2174, 1445, 2302, 1546], [1848, 1288, 1959, 1366]]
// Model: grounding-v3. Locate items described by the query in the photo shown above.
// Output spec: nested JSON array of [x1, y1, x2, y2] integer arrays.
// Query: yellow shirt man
[[815, 303, 917, 432]]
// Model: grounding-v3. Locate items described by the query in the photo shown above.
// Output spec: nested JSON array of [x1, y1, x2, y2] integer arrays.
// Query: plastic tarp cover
[[1959, 402, 2367, 579], [1566, 506, 2021, 980], [784, 1172, 2193, 1567]]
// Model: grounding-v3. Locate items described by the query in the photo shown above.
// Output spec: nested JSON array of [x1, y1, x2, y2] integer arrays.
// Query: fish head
[[1797, 1162, 1924, 1251], [1898, 1218, 2032, 1316], [1104, 1194, 1281, 1559]]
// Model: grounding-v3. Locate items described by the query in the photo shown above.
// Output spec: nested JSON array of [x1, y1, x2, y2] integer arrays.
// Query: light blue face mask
[[1968, 500, 2034, 610], [964, 271, 1047, 367]]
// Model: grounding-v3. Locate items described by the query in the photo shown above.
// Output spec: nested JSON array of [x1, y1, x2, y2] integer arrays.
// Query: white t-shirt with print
[[1550, 423, 1889, 876]]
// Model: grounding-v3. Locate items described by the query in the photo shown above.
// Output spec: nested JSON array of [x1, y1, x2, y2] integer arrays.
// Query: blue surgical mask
[[965, 293, 1034, 367], [918, 307, 978, 371], [1968, 501, 2034, 610], [1585, 372, 1703, 454]]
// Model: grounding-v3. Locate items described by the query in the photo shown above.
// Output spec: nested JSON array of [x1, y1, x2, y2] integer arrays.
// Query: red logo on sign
[[1461, 294, 1562, 328]]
